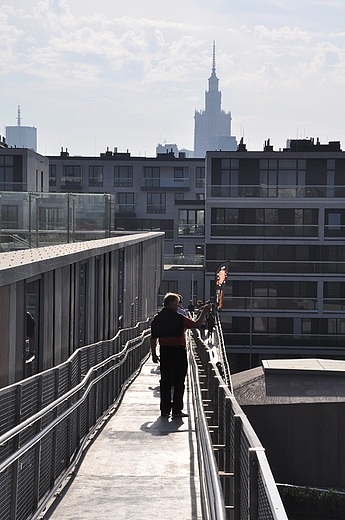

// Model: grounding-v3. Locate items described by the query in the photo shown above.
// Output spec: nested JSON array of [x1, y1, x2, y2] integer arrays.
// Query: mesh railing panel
[[258, 469, 276, 520], [0, 387, 17, 436], [16, 448, 36, 520], [191, 330, 288, 520], [0, 467, 13, 519], [38, 431, 55, 501], [0, 319, 151, 520], [42, 370, 56, 407]]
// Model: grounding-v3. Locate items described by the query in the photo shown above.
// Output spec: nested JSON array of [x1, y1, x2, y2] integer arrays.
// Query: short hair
[[163, 292, 179, 307]]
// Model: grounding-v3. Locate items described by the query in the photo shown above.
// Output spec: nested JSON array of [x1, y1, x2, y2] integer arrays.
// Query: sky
[[1, 0, 345, 157]]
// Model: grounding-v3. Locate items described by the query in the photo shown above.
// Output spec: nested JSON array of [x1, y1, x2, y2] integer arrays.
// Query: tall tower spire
[[17, 104, 21, 127], [194, 42, 237, 157], [212, 40, 216, 74]]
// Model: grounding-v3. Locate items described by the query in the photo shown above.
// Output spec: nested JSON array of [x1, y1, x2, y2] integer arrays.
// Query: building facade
[[0, 147, 48, 192], [48, 148, 206, 305], [204, 139, 345, 371]]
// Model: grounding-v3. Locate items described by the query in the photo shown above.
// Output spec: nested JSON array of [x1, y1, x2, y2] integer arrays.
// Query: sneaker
[[172, 412, 188, 418], [161, 413, 170, 417]]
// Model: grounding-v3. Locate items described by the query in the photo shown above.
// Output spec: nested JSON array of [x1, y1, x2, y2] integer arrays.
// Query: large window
[[117, 192, 135, 214], [178, 209, 204, 235], [2, 205, 18, 229], [325, 210, 345, 236], [89, 165, 103, 187], [206, 244, 345, 274], [147, 193, 166, 213], [0, 155, 22, 190], [49, 164, 56, 186], [196, 166, 205, 188], [114, 166, 133, 187], [210, 159, 239, 197], [324, 282, 345, 310], [144, 166, 160, 187], [174, 167, 184, 180], [62, 165, 82, 189], [158, 281, 178, 303], [211, 207, 318, 237]]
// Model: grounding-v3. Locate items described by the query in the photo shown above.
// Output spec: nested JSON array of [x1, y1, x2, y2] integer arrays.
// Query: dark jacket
[[151, 307, 184, 338]]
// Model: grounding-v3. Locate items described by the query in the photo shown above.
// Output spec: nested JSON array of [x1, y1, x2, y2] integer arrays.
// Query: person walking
[[151, 293, 211, 418]]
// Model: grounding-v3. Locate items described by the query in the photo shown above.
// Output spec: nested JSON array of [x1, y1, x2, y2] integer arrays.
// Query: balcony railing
[[115, 204, 136, 215], [206, 259, 345, 274], [164, 254, 205, 266], [222, 296, 318, 311], [141, 178, 190, 189], [211, 223, 319, 237], [178, 224, 205, 235], [208, 184, 345, 198]]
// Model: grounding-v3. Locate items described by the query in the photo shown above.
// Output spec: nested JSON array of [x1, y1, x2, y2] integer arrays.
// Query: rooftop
[[232, 359, 345, 406]]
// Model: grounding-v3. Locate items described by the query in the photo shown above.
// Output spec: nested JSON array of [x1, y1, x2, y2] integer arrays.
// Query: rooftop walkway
[[43, 357, 202, 520]]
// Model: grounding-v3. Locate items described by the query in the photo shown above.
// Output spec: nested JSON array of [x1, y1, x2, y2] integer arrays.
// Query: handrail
[[0, 329, 150, 464], [188, 329, 288, 519], [0, 319, 152, 520], [188, 332, 227, 520]]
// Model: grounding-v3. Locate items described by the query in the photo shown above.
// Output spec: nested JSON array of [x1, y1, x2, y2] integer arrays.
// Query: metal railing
[[187, 318, 288, 520], [0, 319, 151, 520], [0, 311, 288, 520]]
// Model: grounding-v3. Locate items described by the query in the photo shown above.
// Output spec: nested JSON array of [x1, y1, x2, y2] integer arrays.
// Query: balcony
[[115, 204, 136, 216], [211, 223, 319, 238], [178, 224, 205, 236], [164, 254, 205, 266], [141, 178, 190, 190], [208, 184, 345, 198]]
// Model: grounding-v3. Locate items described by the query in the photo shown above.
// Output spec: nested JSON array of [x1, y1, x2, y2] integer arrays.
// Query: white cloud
[[1, 0, 345, 155]]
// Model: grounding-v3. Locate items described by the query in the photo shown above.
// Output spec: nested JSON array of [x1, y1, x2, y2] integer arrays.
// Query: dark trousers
[[160, 346, 187, 415]]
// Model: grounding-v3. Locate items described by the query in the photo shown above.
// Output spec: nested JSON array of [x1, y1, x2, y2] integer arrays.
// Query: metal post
[[249, 278, 253, 369], [10, 385, 22, 520], [249, 449, 258, 520], [233, 415, 241, 520], [67, 193, 70, 243], [28, 192, 32, 248]]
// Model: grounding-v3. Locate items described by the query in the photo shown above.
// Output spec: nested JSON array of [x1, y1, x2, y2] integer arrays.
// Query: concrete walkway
[[44, 357, 202, 520]]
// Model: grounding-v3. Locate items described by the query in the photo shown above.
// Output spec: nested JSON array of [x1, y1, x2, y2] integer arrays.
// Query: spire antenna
[[17, 104, 21, 126], [212, 40, 216, 73]]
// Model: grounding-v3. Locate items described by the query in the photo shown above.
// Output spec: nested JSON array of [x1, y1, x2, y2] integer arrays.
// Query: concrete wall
[[243, 401, 345, 489]]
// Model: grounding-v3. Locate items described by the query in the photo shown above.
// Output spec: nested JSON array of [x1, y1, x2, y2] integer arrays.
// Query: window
[[147, 193, 166, 213], [117, 192, 135, 214], [2, 205, 18, 228], [195, 245, 204, 256], [174, 244, 184, 255], [328, 318, 345, 334], [178, 209, 204, 235], [158, 280, 178, 298], [327, 212, 341, 229], [89, 165, 103, 187], [114, 166, 133, 186], [325, 210, 345, 236], [49, 164, 56, 186], [196, 166, 205, 188], [196, 192, 204, 200], [174, 167, 184, 180], [0, 155, 15, 190], [144, 166, 160, 187], [62, 165, 82, 189]]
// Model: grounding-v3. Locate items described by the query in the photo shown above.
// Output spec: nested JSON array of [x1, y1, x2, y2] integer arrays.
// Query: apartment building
[[204, 139, 345, 371], [48, 148, 206, 304]]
